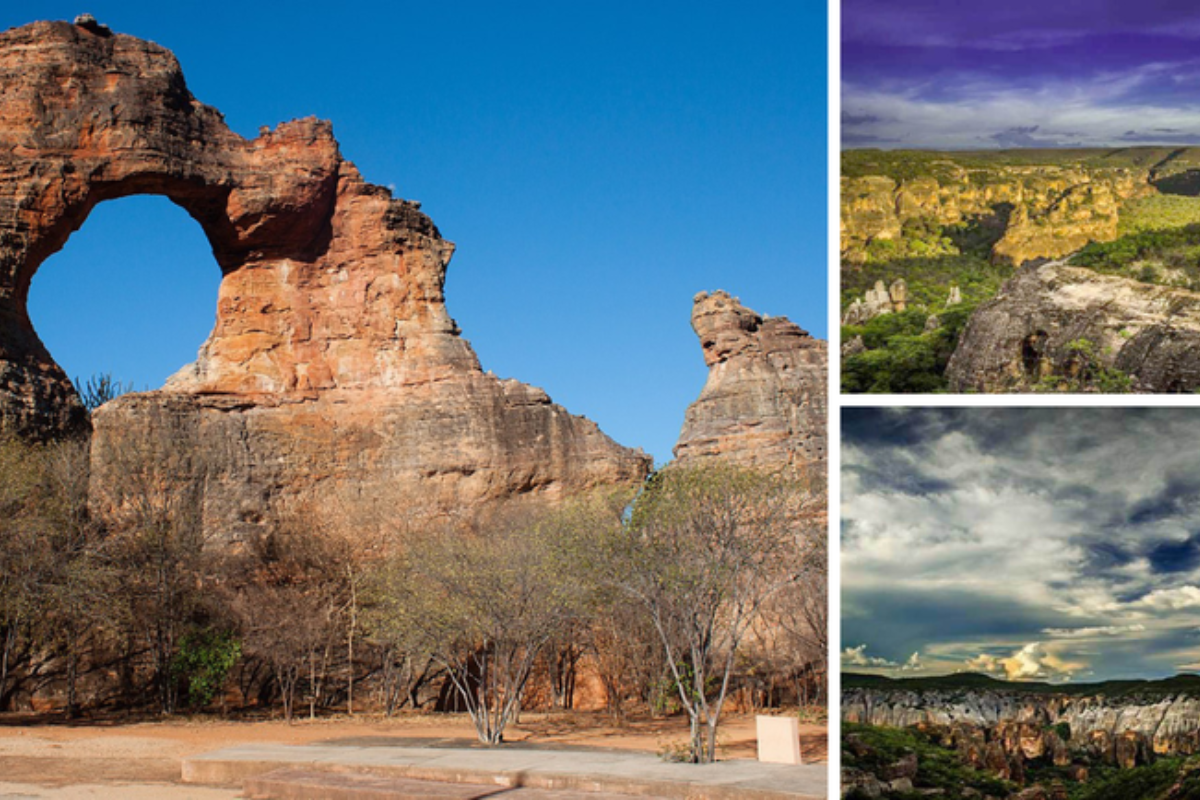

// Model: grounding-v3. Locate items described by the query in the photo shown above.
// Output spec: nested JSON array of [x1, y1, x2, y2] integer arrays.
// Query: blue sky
[[843, 408, 1200, 683], [843, 0, 1200, 149], [8, 3, 826, 466]]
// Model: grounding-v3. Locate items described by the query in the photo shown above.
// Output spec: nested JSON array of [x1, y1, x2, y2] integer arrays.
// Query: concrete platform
[[243, 768, 648, 799], [183, 741, 828, 800]]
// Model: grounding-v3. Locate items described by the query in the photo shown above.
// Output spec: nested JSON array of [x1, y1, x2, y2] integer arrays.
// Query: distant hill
[[843, 671, 1200, 697]]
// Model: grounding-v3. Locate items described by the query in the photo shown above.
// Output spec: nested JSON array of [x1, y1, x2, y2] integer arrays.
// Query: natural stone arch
[[2, 20, 650, 540], [2, 21, 345, 435]]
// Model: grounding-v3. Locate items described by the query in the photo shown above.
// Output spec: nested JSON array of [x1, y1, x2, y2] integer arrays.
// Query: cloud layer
[[843, 1, 1200, 149], [842, 408, 1200, 682]]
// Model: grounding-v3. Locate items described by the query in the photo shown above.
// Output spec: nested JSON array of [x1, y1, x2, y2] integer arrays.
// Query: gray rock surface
[[946, 260, 1200, 392]]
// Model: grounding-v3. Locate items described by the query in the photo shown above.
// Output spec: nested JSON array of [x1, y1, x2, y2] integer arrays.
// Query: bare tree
[[91, 412, 213, 713], [0, 435, 53, 710], [226, 518, 351, 722], [368, 512, 584, 744], [603, 464, 810, 763], [37, 439, 116, 716]]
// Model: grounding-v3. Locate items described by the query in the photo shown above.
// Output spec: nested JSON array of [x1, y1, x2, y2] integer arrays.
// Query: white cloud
[[1042, 624, 1146, 638], [1116, 587, 1200, 612], [842, 644, 899, 668], [842, 62, 1200, 149], [966, 643, 1085, 681]]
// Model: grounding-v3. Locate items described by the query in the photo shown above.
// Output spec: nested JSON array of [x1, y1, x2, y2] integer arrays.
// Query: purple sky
[[843, 0, 1200, 148]]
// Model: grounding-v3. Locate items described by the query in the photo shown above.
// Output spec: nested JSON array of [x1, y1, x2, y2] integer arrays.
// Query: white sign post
[[756, 714, 802, 764]]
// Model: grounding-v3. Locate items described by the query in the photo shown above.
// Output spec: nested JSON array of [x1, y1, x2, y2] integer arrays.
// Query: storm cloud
[[843, 408, 1200, 682]]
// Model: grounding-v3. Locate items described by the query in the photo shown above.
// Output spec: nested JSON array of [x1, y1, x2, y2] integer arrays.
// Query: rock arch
[[1, 20, 650, 538]]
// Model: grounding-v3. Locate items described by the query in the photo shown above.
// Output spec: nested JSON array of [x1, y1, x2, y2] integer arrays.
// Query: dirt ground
[[0, 710, 827, 797]]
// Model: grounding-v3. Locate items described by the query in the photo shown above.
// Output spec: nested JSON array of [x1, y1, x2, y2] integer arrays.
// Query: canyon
[[841, 148, 1200, 393]]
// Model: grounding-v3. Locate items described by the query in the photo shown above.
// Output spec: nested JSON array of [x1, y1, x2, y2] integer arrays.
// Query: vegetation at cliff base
[[843, 722, 1015, 799], [841, 211, 1011, 393], [0, 437, 828, 755], [841, 305, 975, 393], [845, 719, 1200, 800]]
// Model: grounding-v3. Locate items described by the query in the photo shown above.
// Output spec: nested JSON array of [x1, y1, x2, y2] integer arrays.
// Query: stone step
[[243, 768, 648, 800]]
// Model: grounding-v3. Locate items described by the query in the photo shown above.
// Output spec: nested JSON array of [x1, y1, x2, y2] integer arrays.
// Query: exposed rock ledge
[[946, 260, 1200, 393]]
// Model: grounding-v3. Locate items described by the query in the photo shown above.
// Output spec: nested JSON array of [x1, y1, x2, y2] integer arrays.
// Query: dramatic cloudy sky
[[843, 0, 1200, 149], [843, 408, 1200, 683]]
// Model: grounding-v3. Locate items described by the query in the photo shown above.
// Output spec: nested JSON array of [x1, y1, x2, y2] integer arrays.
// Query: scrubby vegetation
[[1072, 222, 1200, 290], [841, 306, 975, 393], [845, 720, 1200, 800], [843, 723, 1015, 799], [1117, 195, 1200, 235], [0, 437, 827, 758], [842, 147, 1194, 184]]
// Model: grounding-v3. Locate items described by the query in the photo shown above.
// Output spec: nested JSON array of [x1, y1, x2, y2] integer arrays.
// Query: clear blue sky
[[8, 2, 826, 466]]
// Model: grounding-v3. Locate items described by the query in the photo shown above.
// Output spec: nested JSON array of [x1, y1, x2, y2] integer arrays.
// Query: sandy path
[[0, 711, 827, 797]]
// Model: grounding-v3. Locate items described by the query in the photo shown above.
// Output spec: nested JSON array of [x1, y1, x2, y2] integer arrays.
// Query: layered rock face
[[945, 260, 1200, 392], [673, 291, 826, 472], [844, 687, 1200, 770], [841, 160, 1154, 267], [0, 20, 650, 538]]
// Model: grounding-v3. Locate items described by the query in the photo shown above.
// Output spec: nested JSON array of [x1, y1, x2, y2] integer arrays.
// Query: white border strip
[[827, 0, 842, 793]]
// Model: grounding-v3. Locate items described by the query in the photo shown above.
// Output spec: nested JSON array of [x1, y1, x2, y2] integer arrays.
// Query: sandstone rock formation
[[841, 158, 1154, 266], [842, 279, 908, 325], [0, 20, 650, 539], [673, 291, 826, 472], [945, 260, 1200, 392], [844, 685, 1200, 767]]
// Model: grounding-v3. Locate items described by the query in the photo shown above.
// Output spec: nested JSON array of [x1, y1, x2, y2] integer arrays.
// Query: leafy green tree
[[172, 628, 241, 709]]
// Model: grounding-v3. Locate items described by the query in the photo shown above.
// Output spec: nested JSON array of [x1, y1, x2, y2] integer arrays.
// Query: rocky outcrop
[[672, 291, 826, 472], [0, 20, 650, 539], [844, 687, 1200, 765], [842, 279, 908, 325], [841, 159, 1154, 266], [945, 260, 1200, 392]]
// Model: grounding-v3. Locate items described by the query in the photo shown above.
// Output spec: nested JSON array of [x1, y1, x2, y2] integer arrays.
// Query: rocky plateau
[[841, 152, 1180, 267], [845, 685, 1200, 775]]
